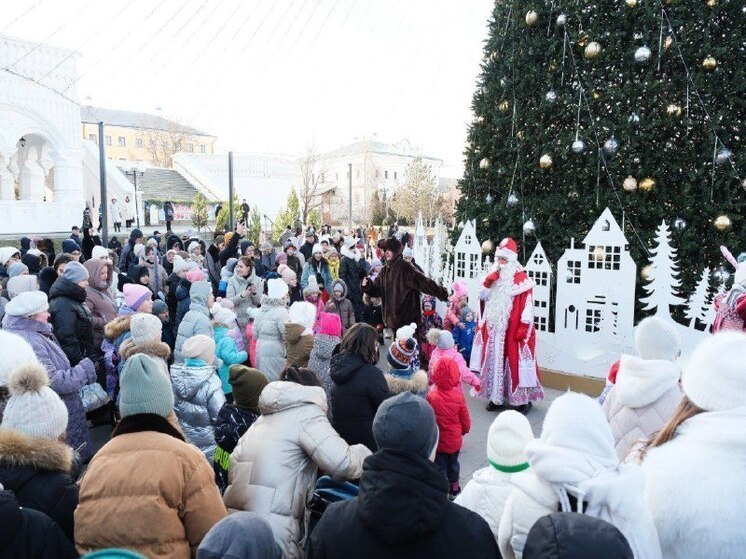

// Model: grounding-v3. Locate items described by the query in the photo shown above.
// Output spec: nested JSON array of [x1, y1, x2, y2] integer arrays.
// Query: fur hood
[[384, 369, 428, 395], [615, 354, 681, 408], [340, 245, 360, 262], [104, 314, 132, 340], [119, 339, 171, 361], [0, 429, 73, 472]]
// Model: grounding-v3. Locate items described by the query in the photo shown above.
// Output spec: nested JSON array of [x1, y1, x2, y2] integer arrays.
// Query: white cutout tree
[[704, 283, 725, 332], [684, 267, 711, 329], [640, 220, 686, 316]]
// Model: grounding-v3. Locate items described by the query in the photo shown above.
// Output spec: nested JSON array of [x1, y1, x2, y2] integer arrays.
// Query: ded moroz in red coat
[[426, 357, 471, 454]]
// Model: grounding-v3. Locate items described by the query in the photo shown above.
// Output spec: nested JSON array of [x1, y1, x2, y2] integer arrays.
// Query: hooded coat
[[252, 296, 289, 381], [324, 279, 356, 332], [0, 429, 78, 542], [602, 355, 682, 461], [75, 413, 227, 558], [2, 314, 96, 462], [339, 246, 365, 321], [329, 351, 390, 451], [307, 449, 500, 559], [213, 404, 260, 494], [196, 512, 282, 559], [226, 270, 262, 331], [285, 322, 314, 368], [427, 345, 481, 393], [361, 253, 448, 331], [175, 283, 213, 362], [48, 276, 95, 366], [213, 327, 248, 395], [83, 259, 117, 358], [171, 359, 226, 461], [384, 368, 429, 398], [426, 359, 471, 454], [223, 381, 371, 559]]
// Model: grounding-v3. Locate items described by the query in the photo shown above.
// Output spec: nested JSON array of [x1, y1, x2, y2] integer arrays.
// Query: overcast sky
[[5, 0, 493, 175]]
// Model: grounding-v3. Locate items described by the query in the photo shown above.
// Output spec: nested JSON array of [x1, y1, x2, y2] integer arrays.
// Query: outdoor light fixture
[[19, 137, 26, 147]]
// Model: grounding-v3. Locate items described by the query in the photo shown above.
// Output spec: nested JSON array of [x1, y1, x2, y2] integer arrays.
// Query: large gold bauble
[[479, 157, 490, 169], [475, 115, 484, 123], [623, 176, 638, 192], [639, 177, 656, 191], [481, 240, 494, 254], [625, 0, 637, 6], [498, 100, 510, 112], [525, 10, 539, 26], [641, 265, 654, 281], [664, 36, 674, 50], [706, 0, 717, 7], [539, 154, 553, 169], [516, 130, 524, 140], [702, 56, 717, 71], [714, 214, 732, 232], [592, 90, 601, 99], [584, 42, 601, 59], [666, 103, 683, 118]]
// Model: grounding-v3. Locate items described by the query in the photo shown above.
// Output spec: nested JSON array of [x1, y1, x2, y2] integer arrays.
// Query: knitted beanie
[[303, 276, 321, 297], [7, 262, 28, 278], [0, 247, 20, 266], [634, 316, 681, 362], [0, 331, 39, 387], [267, 278, 289, 299], [683, 332, 746, 412], [186, 268, 207, 283], [212, 306, 237, 327], [151, 299, 168, 316], [61, 239, 80, 254], [4, 290, 47, 316], [130, 313, 163, 346], [172, 255, 189, 275], [277, 264, 297, 285], [427, 328, 455, 350], [388, 338, 417, 370], [373, 392, 439, 460], [275, 252, 288, 265], [487, 410, 534, 472], [182, 335, 216, 365], [188, 241, 201, 254], [62, 261, 89, 284], [461, 306, 475, 321], [452, 280, 468, 298], [318, 312, 342, 337], [119, 354, 174, 419], [91, 245, 109, 259], [229, 365, 269, 413], [395, 322, 417, 341], [2, 363, 68, 439], [6, 275, 39, 299], [123, 284, 151, 311]]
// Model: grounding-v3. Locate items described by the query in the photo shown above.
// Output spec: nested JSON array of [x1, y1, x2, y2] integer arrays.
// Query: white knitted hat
[[396, 322, 417, 341], [634, 316, 681, 362], [188, 241, 201, 254], [487, 410, 534, 471], [5, 290, 48, 316], [312, 243, 323, 255], [267, 278, 289, 300], [211, 305, 237, 327], [172, 255, 189, 275], [288, 301, 317, 330], [6, 275, 39, 299], [182, 335, 216, 365], [0, 331, 39, 386], [683, 332, 746, 412], [133, 244, 145, 259], [91, 245, 109, 259], [130, 313, 163, 346], [2, 363, 68, 439]]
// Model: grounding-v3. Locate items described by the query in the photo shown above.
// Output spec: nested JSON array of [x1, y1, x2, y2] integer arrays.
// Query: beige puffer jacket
[[223, 381, 371, 559], [603, 354, 682, 461]]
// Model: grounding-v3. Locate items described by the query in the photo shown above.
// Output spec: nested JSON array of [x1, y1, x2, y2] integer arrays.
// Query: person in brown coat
[[361, 236, 448, 332], [285, 301, 317, 369], [75, 354, 227, 558], [324, 279, 356, 333], [83, 259, 117, 360]]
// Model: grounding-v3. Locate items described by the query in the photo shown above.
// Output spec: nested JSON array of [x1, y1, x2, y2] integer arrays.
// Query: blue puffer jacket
[[174, 282, 213, 362], [170, 358, 226, 461], [301, 259, 333, 293], [214, 327, 248, 395]]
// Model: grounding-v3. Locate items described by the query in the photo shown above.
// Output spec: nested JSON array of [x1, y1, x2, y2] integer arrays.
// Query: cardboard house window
[[567, 260, 582, 283], [585, 308, 602, 333]]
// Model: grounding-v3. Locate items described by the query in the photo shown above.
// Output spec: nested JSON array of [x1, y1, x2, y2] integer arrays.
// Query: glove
[[474, 384, 481, 393], [483, 271, 499, 288]]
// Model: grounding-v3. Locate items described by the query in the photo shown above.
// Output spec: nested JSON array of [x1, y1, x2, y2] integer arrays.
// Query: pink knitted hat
[[452, 280, 468, 298], [186, 268, 207, 283], [318, 312, 342, 337], [123, 284, 151, 311]]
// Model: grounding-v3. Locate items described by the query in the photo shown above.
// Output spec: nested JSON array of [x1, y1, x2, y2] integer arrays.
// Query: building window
[[585, 308, 601, 333], [88, 133, 97, 143], [174, 142, 182, 151], [468, 253, 480, 278], [187, 143, 194, 152], [528, 270, 549, 286], [136, 138, 143, 148], [199, 144, 206, 153], [456, 253, 466, 278], [117, 137, 126, 147], [534, 316, 548, 331], [105, 136, 112, 146], [394, 171, 398, 180], [566, 260, 581, 283], [384, 170, 389, 179], [588, 245, 621, 270]]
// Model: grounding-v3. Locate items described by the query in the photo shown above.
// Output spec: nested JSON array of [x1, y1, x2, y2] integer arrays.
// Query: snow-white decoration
[[640, 220, 686, 315], [684, 267, 711, 329], [524, 242, 551, 332]]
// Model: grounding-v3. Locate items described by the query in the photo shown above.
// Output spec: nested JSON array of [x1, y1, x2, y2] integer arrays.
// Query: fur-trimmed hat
[[288, 301, 316, 330], [382, 236, 403, 254], [3, 363, 68, 439]]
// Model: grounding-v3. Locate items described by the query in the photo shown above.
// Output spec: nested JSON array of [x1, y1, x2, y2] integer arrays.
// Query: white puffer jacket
[[603, 354, 682, 461], [251, 296, 289, 381], [455, 465, 519, 545], [223, 381, 371, 559]]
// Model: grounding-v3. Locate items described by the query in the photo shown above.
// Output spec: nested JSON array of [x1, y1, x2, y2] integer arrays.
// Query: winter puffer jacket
[[329, 351, 390, 451], [426, 358, 471, 454], [308, 334, 341, 414], [2, 314, 96, 462], [307, 448, 500, 559], [214, 327, 248, 395], [285, 322, 314, 368], [174, 283, 213, 362], [0, 490, 77, 559], [602, 354, 682, 461], [226, 272, 262, 330], [384, 368, 429, 397], [427, 346, 480, 392], [83, 259, 117, 359], [48, 276, 95, 366], [223, 381, 371, 559], [0, 429, 78, 542], [213, 404, 260, 494], [324, 279, 356, 332], [174, 278, 193, 329], [171, 359, 226, 461], [339, 247, 365, 321], [252, 296, 289, 381]]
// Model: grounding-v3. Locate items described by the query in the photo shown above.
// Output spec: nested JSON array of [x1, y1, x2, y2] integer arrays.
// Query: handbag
[[517, 343, 538, 388], [80, 382, 110, 413]]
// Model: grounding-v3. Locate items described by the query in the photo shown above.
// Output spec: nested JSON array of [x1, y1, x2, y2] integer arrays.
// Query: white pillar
[[18, 144, 45, 201], [0, 151, 15, 200], [52, 148, 85, 204]]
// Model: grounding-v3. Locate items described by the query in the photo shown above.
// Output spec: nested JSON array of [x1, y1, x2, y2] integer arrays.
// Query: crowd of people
[[0, 220, 744, 559]]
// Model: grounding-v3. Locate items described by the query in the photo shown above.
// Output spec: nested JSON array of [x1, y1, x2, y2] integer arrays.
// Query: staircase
[[121, 167, 216, 202]]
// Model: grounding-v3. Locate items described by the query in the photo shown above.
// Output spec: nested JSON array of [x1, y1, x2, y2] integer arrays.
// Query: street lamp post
[[125, 162, 147, 228]]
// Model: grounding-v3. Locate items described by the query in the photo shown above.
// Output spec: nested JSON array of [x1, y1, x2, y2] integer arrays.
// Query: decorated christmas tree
[[456, 0, 745, 299]]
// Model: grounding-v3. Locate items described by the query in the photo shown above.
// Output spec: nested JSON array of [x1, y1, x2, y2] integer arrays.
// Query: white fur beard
[[483, 262, 517, 332]]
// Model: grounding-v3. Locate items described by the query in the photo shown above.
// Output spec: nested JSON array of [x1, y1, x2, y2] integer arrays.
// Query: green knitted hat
[[119, 354, 174, 419]]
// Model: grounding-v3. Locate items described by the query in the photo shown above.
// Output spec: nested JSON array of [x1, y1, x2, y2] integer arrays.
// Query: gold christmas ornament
[[706, 0, 717, 7], [625, 0, 637, 6], [577, 32, 589, 47], [539, 154, 553, 169], [702, 56, 717, 71], [516, 130, 524, 140], [664, 36, 674, 51], [592, 246, 606, 262], [479, 157, 490, 170], [714, 214, 732, 232], [481, 240, 495, 254], [623, 176, 638, 192], [639, 177, 656, 191], [475, 115, 485, 123], [592, 90, 601, 99], [525, 10, 539, 26], [666, 103, 683, 118], [742, 178, 746, 191], [641, 265, 654, 281], [498, 100, 510, 112], [584, 42, 602, 59]]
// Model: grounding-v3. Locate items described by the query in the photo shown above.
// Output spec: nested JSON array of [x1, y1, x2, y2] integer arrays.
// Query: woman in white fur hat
[[642, 332, 746, 558]]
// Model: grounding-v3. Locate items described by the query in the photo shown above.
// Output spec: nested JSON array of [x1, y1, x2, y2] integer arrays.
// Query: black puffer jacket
[[339, 251, 365, 322], [0, 491, 77, 559], [308, 449, 499, 559], [0, 430, 79, 542], [213, 404, 260, 493], [48, 276, 94, 366], [523, 512, 633, 559], [329, 352, 389, 451]]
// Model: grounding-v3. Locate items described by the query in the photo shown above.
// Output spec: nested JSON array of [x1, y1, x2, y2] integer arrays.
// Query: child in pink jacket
[[444, 280, 468, 332], [427, 328, 480, 393]]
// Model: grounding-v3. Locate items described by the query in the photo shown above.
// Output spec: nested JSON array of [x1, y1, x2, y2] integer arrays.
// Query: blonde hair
[[640, 395, 704, 459]]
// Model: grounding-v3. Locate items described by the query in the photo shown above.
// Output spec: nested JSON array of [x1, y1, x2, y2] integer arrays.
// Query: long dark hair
[[280, 366, 322, 387], [339, 323, 379, 364]]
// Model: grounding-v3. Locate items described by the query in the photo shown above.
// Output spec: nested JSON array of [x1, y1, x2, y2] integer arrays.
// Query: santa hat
[[495, 238, 518, 261]]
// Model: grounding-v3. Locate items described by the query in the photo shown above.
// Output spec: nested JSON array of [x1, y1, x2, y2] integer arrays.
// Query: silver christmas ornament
[[716, 149, 732, 166], [628, 112, 641, 126], [545, 90, 557, 104], [674, 218, 687, 231], [571, 139, 586, 154], [603, 136, 619, 156], [523, 219, 535, 235], [634, 46, 652, 64], [485, 193, 494, 204], [479, 157, 490, 169], [507, 193, 519, 207], [556, 14, 567, 26], [714, 266, 731, 284]]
